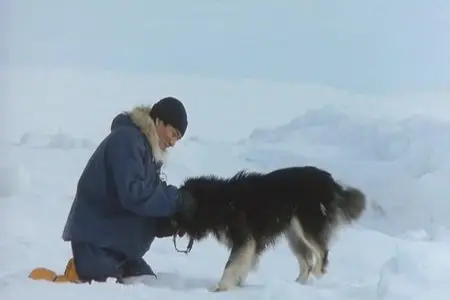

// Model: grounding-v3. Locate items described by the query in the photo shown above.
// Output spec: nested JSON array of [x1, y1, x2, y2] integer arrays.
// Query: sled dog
[[173, 166, 366, 292]]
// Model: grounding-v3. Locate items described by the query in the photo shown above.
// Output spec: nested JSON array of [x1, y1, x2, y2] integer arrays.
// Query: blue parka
[[62, 105, 180, 260]]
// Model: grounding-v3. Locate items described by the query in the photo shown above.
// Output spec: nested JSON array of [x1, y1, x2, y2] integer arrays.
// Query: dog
[[173, 166, 366, 292]]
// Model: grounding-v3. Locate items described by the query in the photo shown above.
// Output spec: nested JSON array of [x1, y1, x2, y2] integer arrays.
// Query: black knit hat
[[149, 96, 188, 137]]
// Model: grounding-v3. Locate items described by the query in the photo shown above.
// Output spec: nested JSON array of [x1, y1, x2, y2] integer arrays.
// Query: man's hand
[[154, 189, 196, 238], [154, 218, 179, 238]]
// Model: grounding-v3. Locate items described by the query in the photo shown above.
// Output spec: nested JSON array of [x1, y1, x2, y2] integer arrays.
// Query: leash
[[172, 232, 194, 254]]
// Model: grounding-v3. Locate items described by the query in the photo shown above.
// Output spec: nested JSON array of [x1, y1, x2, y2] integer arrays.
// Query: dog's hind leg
[[210, 237, 257, 292], [304, 236, 328, 279], [305, 225, 331, 279], [285, 217, 315, 284], [320, 249, 329, 274]]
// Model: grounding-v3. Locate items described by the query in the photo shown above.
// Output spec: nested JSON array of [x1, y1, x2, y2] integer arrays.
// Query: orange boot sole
[[29, 258, 82, 283]]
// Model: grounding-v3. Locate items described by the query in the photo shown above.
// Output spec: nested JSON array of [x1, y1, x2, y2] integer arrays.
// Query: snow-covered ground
[[2, 67, 450, 300]]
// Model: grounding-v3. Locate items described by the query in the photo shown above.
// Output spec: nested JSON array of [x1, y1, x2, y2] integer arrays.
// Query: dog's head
[[178, 174, 223, 211], [174, 174, 230, 239]]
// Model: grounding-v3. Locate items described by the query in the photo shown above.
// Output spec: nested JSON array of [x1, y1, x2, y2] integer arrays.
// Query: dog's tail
[[332, 182, 367, 224]]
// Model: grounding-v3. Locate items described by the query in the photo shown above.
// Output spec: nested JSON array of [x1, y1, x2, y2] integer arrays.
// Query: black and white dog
[[174, 166, 366, 292]]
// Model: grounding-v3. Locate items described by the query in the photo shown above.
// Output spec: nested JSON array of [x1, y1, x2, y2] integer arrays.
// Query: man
[[60, 96, 197, 284]]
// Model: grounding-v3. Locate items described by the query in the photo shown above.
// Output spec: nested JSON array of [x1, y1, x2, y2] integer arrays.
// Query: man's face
[[155, 119, 182, 150]]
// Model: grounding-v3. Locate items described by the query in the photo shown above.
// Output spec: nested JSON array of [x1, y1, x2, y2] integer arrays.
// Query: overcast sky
[[4, 0, 450, 95]]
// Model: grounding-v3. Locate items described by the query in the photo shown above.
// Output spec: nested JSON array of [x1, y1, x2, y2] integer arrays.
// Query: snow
[[2, 66, 450, 300]]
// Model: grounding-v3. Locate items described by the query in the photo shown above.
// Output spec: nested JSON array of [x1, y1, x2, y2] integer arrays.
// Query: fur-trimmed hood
[[122, 105, 167, 164]]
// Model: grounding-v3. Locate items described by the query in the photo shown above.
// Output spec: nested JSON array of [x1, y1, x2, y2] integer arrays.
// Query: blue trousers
[[71, 242, 156, 283]]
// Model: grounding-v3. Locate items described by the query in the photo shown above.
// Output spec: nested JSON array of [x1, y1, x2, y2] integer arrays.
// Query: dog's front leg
[[210, 211, 256, 292], [210, 237, 256, 292]]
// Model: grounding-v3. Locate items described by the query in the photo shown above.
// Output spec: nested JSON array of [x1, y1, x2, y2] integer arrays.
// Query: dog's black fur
[[174, 166, 366, 292]]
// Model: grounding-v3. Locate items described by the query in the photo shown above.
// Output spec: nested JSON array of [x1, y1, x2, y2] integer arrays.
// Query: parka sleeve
[[105, 127, 180, 217]]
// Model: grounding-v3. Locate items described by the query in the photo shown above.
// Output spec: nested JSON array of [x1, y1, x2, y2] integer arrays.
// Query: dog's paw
[[295, 274, 311, 285], [295, 265, 312, 285], [208, 284, 229, 292], [311, 264, 327, 278]]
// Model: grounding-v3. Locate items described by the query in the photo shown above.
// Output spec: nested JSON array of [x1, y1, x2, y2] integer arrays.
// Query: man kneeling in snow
[[59, 97, 197, 284]]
